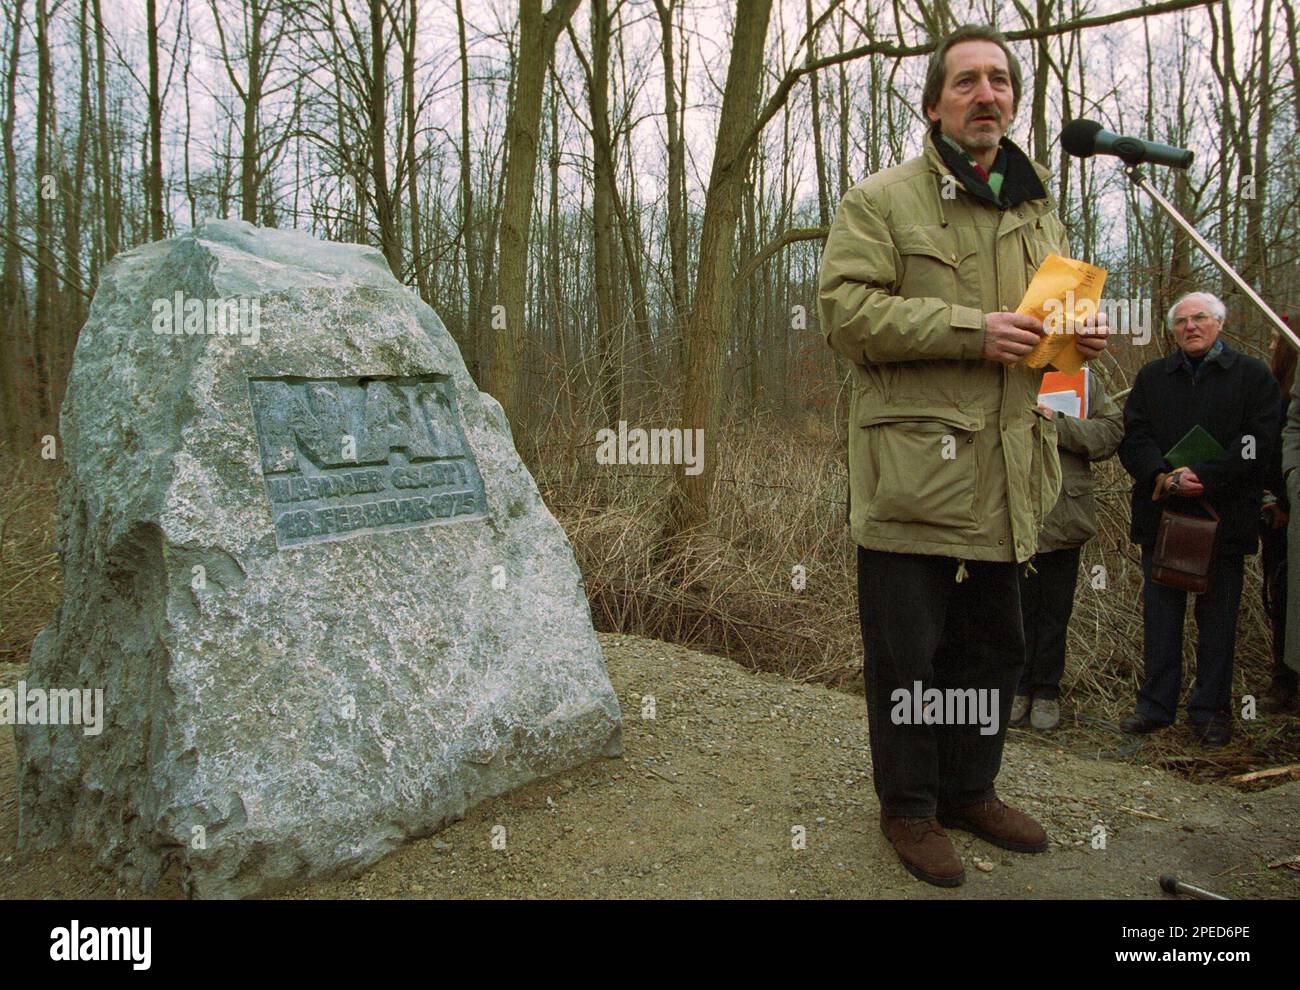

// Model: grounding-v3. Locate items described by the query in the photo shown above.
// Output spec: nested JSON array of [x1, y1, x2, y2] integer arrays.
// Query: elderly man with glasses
[[1118, 291, 1280, 747]]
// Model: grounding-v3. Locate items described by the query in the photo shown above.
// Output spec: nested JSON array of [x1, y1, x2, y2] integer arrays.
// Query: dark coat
[[1119, 342, 1280, 555], [1280, 373, 1300, 673], [1264, 389, 1289, 511]]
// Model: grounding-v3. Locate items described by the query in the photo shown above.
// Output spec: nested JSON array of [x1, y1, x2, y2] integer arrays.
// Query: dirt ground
[[2, 631, 1298, 900]]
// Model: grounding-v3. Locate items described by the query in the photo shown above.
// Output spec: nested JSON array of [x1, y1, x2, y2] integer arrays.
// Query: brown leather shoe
[[937, 798, 1048, 853], [879, 813, 966, 887]]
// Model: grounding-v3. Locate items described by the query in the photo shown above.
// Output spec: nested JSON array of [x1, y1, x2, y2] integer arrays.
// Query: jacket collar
[[925, 121, 1047, 209], [1163, 338, 1235, 374]]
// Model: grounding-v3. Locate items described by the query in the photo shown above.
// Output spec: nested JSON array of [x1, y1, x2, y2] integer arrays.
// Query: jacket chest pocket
[[860, 409, 985, 529], [1021, 218, 1059, 274], [895, 226, 979, 304]]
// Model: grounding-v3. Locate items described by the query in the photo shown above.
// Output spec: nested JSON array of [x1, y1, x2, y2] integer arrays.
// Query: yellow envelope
[[1015, 254, 1107, 375]]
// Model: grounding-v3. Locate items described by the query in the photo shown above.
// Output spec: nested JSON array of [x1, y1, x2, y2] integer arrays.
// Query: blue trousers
[[1136, 545, 1244, 725]]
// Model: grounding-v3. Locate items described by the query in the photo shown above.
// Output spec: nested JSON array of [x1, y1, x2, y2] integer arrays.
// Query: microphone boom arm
[[1125, 165, 1299, 352]]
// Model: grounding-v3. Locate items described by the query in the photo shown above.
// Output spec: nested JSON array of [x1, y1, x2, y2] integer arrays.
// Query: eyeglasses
[[1173, 312, 1219, 328]]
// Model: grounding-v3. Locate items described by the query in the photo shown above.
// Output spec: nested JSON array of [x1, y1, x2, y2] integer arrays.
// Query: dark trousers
[[1017, 546, 1082, 700], [1260, 523, 1298, 696], [857, 546, 1024, 818], [1137, 545, 1245, 725]]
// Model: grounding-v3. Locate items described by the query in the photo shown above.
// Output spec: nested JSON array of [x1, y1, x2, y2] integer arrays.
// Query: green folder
[[1164, 425, 1227, 469]]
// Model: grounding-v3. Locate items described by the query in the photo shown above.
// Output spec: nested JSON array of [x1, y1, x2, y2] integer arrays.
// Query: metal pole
[[1159, 874, 1229, 900], [1126, 166, 1299, 351]]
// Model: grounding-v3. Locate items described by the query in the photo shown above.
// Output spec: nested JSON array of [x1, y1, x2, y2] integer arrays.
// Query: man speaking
[[818, 24, 1108, 887]]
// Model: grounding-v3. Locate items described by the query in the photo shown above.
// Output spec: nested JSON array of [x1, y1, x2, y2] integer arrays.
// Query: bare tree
[[146, 0, 166, 240], [33, 0, 57, 422], [484, 0, 582, 433], [652, 0, 688, 357], [664, 0, 774, 542], [401, 0, 426, 296], [454, 0, 482, 379], [1, 0, 28, 443], [208, 0, 305, 225]]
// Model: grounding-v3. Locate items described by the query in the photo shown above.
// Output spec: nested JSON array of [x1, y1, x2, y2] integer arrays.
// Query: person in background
[[1012, 370, 1123, 730], [1118, 292, 1279, 747], [1266, 321, 1299, 712]]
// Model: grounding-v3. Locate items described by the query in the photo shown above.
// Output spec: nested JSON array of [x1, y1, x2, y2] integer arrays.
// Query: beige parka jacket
[[819, 127, 1070, 565]]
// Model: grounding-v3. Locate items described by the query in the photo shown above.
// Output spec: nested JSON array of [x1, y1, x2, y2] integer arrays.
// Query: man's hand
[[1167, 467, 1205, 497], [983, 312, 1044, 364], [1035, 404, 1058, 419], [1073, 309, 1109, 361]]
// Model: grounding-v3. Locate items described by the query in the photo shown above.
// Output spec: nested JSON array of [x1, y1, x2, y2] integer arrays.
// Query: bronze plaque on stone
[[248, 375, 487, 547]]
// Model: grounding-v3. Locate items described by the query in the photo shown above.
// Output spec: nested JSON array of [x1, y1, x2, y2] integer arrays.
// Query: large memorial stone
[[17, 220, 622, 898]]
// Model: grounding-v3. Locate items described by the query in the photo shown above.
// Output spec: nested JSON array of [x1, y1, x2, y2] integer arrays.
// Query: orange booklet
[[1039, 367, 1088, 419], [1015, 254, 1107, 375]]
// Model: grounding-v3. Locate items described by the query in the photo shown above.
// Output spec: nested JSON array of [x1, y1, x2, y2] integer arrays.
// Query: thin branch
[[733, 226, 829, 291]]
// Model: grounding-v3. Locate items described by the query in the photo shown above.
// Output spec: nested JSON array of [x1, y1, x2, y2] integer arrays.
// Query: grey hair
[[1167, 291, 1226, 329]]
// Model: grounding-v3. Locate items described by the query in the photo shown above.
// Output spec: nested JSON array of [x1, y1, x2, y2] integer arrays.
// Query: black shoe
[[1119, 712, 1169, 735], [1195, 721, 1232, 748]]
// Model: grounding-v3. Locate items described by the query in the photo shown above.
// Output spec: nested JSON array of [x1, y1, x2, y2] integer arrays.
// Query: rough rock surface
[[16, 220, 622, 898]]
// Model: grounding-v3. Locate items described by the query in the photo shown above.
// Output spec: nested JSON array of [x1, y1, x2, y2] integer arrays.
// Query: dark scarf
[[929, 120, 1047, 210]]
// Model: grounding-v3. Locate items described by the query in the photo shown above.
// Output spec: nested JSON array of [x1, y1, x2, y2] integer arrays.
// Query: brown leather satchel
[[1151, 497, 1220, 594]]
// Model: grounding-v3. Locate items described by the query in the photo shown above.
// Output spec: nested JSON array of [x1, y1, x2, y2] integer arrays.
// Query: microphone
[[1061, 119, 1193, 169]]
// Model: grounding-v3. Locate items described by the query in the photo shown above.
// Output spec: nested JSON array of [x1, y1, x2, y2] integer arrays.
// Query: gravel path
[[2, 632, 1297, 899]]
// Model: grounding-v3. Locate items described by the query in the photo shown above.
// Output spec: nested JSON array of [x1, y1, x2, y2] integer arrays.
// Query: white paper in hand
[[1039, 389, 1081, 418]]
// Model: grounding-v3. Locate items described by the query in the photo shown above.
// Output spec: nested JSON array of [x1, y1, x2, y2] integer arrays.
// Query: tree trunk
[[742, 164, 759, 406], [1282, 0, 1300, 124], [547, 69, 565, 395], [403, 0, 425, 297], [369, 0, 402, 278], [57, 0, 93, 413], [1030, 0, 1052, 167], [806, 0, 829, 225], [589, 0, 620, 425], [653, 0, 688, 367], [455, 0, 481, 380], [836, 7, 849, 198], [485, 0, 581, 433], [1, 0, 28, 444], [240, 0, 266, 222], [92, 0, 117, 263], [663, 0, 773, 542], [1242, 0, 1271, 296], [146, 0, 165, 240], [33, 0, 57, 425], [612, 145, 653, 398]]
